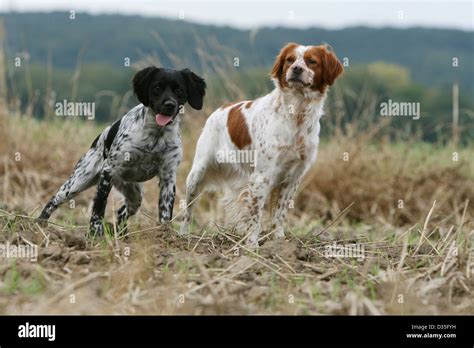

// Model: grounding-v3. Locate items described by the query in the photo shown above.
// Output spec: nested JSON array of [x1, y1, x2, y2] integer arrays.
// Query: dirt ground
[[0, 209, 472, 315]]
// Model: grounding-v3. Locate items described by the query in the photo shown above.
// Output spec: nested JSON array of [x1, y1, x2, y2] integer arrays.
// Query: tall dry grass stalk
[[70, 44, 86, 103], [43, 49, 54, 120], [297, 120, 474, 227], [0, 18, 7, 115]]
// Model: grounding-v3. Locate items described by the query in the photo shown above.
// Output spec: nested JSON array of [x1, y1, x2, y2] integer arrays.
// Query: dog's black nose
[[162, 100, 177, 114], [292, 65, 303, 74], [164, 100, 177, 108]]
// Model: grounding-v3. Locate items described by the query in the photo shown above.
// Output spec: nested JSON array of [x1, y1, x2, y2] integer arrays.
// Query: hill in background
[[2, 12, 472, 94], [1, 12, 473, 143]]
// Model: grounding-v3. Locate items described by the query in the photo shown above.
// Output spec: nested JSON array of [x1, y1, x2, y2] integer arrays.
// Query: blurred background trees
[[1, 12, 473, 143]]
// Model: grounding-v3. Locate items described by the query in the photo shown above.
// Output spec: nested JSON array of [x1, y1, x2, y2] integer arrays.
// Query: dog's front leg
[[270, 179, 300, 239], [158, 173, 176, 224], [243, 172, 274, 248], [89, 167, 113, 236], [158, 148, 181, 225]]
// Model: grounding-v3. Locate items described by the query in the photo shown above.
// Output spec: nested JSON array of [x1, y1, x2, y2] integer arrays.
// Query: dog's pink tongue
[[155, 114, 172, 126]]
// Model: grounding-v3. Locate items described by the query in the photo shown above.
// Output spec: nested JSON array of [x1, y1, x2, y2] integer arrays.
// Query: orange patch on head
[[271, 43, 299, 88], [305, 45, 344, 93], [227, 103, 252, 149]]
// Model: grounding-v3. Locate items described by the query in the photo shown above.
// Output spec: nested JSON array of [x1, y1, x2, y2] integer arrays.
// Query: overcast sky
[[1, 0, 472, 30]]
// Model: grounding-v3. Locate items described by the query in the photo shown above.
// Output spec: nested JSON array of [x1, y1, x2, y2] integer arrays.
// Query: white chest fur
[[248, 88, 324, 172]]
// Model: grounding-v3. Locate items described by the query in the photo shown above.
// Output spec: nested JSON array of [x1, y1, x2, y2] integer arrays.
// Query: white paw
[[246, 232, 259, 249], [274, 226, 285, 239], [178, 222, 189, 236]]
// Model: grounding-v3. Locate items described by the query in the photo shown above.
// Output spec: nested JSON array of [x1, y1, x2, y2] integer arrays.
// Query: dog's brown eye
[[286, 56, 295, 63], [308, 58, 317, 65], [176, 88, 184, 95], [154, 86, 160, 93]]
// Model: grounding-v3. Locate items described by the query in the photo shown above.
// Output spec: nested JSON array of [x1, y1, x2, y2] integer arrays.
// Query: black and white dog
[[38, 66, 206, 235]]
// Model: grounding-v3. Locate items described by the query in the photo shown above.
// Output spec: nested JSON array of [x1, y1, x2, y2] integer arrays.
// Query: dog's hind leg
[[179, 158, 208, 235], [114, 180, 143, 235], [37, 147, 103, 225], [179, 118, 218, 235]]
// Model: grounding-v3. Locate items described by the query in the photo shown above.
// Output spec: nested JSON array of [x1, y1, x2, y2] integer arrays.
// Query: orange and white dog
[[180, 43, 344, 247]]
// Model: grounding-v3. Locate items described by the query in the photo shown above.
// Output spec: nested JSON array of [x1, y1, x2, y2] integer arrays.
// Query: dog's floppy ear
[[320, 45, 343, 86], [271, 42, 299, 84], [181, 68, 206, 110], [132, 66, 158, 106]]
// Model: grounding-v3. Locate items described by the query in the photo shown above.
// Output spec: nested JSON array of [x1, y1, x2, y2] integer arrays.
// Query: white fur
[[181, 45, 328, 247], [286, 45, 315, 86]]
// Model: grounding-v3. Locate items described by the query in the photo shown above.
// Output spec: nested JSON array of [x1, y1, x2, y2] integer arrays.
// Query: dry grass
[[297, 125, 474, 227], [0, 110, 472, 315]]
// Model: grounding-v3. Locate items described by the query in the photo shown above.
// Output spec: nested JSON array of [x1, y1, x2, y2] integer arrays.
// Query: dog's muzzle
[[155, 100, 178, 126]]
